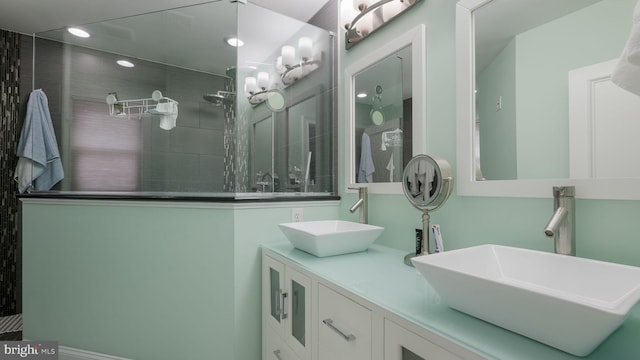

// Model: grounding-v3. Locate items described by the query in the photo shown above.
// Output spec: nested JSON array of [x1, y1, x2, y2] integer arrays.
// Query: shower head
[[203, 93, 226, 105], [203, 90, 235, 106]]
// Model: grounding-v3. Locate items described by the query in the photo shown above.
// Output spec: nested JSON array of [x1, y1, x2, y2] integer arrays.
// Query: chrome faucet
[[544, 186, 575, 256], [348, 187, 368, 224]]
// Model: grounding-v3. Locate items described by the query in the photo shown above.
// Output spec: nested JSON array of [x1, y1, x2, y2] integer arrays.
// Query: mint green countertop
[[263, 243, 640, 360]]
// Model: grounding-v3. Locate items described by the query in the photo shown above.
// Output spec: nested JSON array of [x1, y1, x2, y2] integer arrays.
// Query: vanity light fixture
[[244, 36, 321, 106], [67, 27, 91, 38], [116, 59, 135, 68], [225, 37, 244, 47], [342, 0, 422, 49], [356, 92, 368, 98]]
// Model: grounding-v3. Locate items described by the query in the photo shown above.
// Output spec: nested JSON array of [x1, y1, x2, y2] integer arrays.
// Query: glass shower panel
[[28, 0, 336, 198], [33, 2, 239, 194]]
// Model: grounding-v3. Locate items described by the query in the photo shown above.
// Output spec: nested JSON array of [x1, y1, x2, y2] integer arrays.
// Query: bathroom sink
[[278, 220, 383, 257], [411, 244, 640, 356]]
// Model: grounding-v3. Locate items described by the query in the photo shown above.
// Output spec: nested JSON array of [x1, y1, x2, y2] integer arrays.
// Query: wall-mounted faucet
[[544, 186, 575, 256], [348, 187, 368, 224]]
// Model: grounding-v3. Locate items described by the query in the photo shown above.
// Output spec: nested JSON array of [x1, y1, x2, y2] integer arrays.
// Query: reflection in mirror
[[266, 90, 286, 112], [249, 86, 331, 194], [252, 116, 274, 192], [457, 0, 640, 199], [346, 24, 426, 194], [402, 155, 452, 210], [472, 0, 635, 181], [355, 50, 411, 184]]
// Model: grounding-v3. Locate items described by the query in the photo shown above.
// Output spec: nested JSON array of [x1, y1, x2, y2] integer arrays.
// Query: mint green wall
[[515, 0, 635, 178], [20, 2, 640, 360], [22, 201, 235, 359], [231, 203, 339, 360], [21, 200, 338, 359], [477, 38, 517, 180], [338, 0, 640, 269]]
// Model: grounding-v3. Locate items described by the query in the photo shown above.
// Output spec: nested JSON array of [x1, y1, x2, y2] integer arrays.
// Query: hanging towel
[[149, 101, 178, 130], [358, 132, 375, 183], [612, 0, 640, 95], [386, 153, 394, 182], [14, 89, 64, 193], [159, 102, 178, 130]]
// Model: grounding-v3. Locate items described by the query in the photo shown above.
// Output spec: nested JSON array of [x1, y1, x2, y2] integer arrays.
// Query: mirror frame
[[345, 24, 427, 194], [456, 0, 640, 200]]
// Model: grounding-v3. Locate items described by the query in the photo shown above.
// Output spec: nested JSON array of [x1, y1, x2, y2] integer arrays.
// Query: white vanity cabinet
[[384, 319, 463, 360], [318, 284, 372, 360], [262, 254, 312, 360], [262, 248, 483, 360]]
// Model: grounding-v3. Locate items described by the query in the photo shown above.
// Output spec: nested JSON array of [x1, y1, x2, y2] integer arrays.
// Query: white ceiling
[[0, 0, 327, 35], [2, 0, 332, 77]]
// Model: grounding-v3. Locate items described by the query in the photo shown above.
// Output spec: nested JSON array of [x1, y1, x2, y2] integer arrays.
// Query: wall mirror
[[345, 24, 426, 194], [250, 85, 330, 193], [456, 0, 640, 199]]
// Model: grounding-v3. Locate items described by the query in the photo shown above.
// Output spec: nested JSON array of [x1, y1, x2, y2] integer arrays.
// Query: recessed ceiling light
[[116, 60, 135, 68], [356, 92, 368, 98], [225, 37, 244, 47], [67, 27, 91, 38]]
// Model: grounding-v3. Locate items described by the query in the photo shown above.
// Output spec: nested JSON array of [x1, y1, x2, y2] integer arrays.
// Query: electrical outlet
[[291, 208, 303, 222], [496, 96, 503, 111]]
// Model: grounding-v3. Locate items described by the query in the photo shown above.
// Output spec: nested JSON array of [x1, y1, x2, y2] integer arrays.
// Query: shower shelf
[[106, 90, 178, 119]]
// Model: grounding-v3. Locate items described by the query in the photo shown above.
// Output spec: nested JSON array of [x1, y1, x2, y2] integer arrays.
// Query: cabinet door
[[318, 284, 372, 360], [263, 255, 286, 335], [384, 319, 462, 360], [285, 267, 311, 360]]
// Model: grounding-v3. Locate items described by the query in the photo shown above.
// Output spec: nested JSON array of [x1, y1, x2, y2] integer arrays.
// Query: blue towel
[[14, 89, 64, 193], [358, 132, 375, 183]]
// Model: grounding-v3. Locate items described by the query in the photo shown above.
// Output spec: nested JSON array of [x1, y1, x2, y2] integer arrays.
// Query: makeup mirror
[[345, 24, 426, 194], [266, 90, 286, 112], [402, 154, 453, 265]]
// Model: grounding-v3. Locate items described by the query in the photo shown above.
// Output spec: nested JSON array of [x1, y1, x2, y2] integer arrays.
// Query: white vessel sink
[[278, 220, 383, 257], [411, 244, 640, 356]]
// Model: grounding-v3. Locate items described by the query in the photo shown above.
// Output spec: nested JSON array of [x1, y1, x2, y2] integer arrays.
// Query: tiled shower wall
[[0, 30, 21, 316], [22, 36, 229, 193]]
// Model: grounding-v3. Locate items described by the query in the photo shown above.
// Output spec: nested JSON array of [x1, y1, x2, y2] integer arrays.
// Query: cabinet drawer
[[385, 319, 462, 360], [264, 328, 299, 360], [318, 284, 372, 360]]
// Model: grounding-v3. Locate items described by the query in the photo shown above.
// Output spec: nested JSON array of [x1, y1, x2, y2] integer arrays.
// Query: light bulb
[[67, 27, 90, 38], [353, 0, 371, 11], [298, 37, 313, 62], [257, 72, 270, 90], [281, 46, 296, 68], [382, 0, 403, 22], [245, 77, 257, 94], [355, 12, 374, 36], [340, 0, 359, 29]]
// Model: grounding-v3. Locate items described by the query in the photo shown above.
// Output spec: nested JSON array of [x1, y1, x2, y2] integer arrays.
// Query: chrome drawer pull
[[322, 318, 356, 342], [275, 289, 288, 320]]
